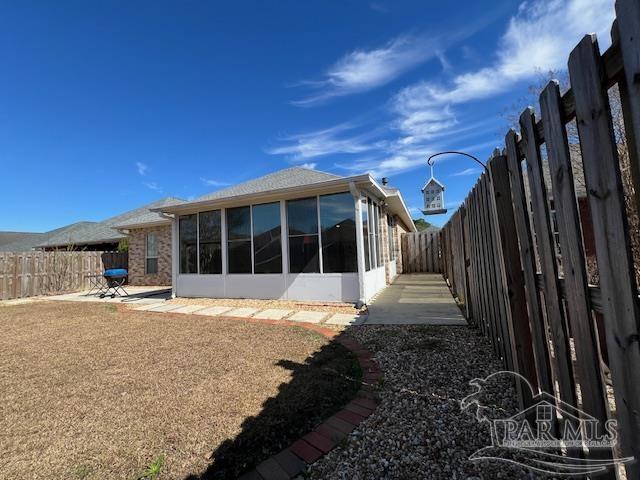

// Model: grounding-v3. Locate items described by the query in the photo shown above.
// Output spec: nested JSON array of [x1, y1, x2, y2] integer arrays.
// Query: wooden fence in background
[[400, 230, 441, 273], [438, 5, 640, 477], [0, 251, 128, 300]]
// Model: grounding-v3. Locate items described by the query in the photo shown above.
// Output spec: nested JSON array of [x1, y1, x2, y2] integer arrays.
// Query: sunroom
[[155, 167, 415, 304]]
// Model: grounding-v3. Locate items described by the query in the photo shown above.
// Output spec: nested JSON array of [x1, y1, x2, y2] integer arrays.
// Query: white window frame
[[145, 232, 159, 275]]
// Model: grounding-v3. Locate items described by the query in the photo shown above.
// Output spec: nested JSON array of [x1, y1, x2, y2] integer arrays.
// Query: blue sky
[[0, 0, 615, 231]]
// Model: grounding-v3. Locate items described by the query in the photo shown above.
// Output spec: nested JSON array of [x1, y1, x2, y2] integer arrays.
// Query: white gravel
[[307, 325, 534, 480]]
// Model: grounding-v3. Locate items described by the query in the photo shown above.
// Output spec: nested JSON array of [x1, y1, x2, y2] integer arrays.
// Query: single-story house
[[122, 166, 415, 304]]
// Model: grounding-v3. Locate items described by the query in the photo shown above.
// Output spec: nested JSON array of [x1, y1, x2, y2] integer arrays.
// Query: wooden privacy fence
[[0, 251, 128, 300], [401, 230, 442, 273], [439, 4, 640, 477]]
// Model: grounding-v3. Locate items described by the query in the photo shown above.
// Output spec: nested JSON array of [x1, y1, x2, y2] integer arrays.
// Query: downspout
[[350, 181, 367, 307], [170, 215, 178, 299]]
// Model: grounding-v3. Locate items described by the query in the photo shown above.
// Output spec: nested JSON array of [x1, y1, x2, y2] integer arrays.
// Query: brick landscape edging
[[125, 306, 382, 479], [239, 327, 382, 480]]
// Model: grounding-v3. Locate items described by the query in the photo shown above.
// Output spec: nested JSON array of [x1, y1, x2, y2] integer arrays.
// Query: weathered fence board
[[401, 230, 441, 273], [0, 251, 128, 301], [489, 154, 538, 405]]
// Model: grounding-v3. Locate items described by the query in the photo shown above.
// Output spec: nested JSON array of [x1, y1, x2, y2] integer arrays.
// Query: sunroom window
[[199, 210, 222, 274], [320, 193, 357, 273], [287, 197, 320, 273], [375, 204, 382, 267], [179, 214, 197, 274], [226, 206, 252, 273], [362, 199, 371, 271], [252, 202, 282, 274]]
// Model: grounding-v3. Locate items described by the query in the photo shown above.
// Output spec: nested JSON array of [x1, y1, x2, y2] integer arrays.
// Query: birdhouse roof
[[421, 176, 445, 191]]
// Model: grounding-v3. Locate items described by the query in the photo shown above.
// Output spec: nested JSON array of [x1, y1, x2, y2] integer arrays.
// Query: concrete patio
[[363, 273, 466, 325], [46, 286, 172, 304]]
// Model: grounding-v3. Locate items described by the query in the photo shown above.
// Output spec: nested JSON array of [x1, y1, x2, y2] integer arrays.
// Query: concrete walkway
[[363, 273, 466, 325]]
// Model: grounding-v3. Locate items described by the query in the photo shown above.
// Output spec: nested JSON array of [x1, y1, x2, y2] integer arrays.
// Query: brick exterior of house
[[127, 225, 172, 286], [394, 219, 409, 274], [380, 211, 410, 284]]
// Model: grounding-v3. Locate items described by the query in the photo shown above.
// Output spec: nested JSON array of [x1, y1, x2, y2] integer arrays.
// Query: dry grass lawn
[[0, 301, 359, 479]]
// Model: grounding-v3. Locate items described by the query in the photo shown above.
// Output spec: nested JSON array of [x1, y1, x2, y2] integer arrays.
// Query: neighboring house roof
[[36, 198, 183, 248], [157, 166, 417, 232], [0, 223, 98, 252], [36, 221, 121, 249], [195, 167, 342, 202], [0, 232, 43, 247]]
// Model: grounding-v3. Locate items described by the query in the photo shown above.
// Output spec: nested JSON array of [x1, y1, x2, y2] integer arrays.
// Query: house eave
[[154, 173, 416, 233], [115, 219, 172, 231], [154, 174, 375, 214]]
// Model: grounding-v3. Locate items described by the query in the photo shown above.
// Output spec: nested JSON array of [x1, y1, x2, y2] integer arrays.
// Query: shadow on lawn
[[184, 327, 362, 480]]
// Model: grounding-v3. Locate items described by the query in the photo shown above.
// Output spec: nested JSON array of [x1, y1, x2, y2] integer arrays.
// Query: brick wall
[[127, 225, 172, 286]]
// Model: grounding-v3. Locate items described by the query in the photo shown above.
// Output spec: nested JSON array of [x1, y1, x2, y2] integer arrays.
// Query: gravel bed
[[307, 324, 532, 480], [169, 297, 365, 314]]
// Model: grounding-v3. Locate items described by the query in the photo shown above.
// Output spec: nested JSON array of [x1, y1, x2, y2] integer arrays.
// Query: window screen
[[320, 193, 356, 273], [199, 210, 222, 274], [227, 206, 252, 273], [287, 197, 320, 273], [252, 202, 282, 274], [179, 214, 197, 274]]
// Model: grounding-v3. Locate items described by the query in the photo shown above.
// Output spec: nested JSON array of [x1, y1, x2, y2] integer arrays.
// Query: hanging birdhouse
[[421, 165, 447, 215]]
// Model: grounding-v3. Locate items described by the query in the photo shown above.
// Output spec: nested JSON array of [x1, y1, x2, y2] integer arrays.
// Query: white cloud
[[395, 0, 615, 107], [267, 122, 378, 160], [292, 34, 444, 106], [143, 182, 162, 192], [299, 162, 317, 170], [451, 167, 482, 176], [136, 161, 148, 176], [200, 177, 230, 187]]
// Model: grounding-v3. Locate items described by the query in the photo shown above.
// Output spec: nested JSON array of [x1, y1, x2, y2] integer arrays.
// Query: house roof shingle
[[194, 167, 342, 203]]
